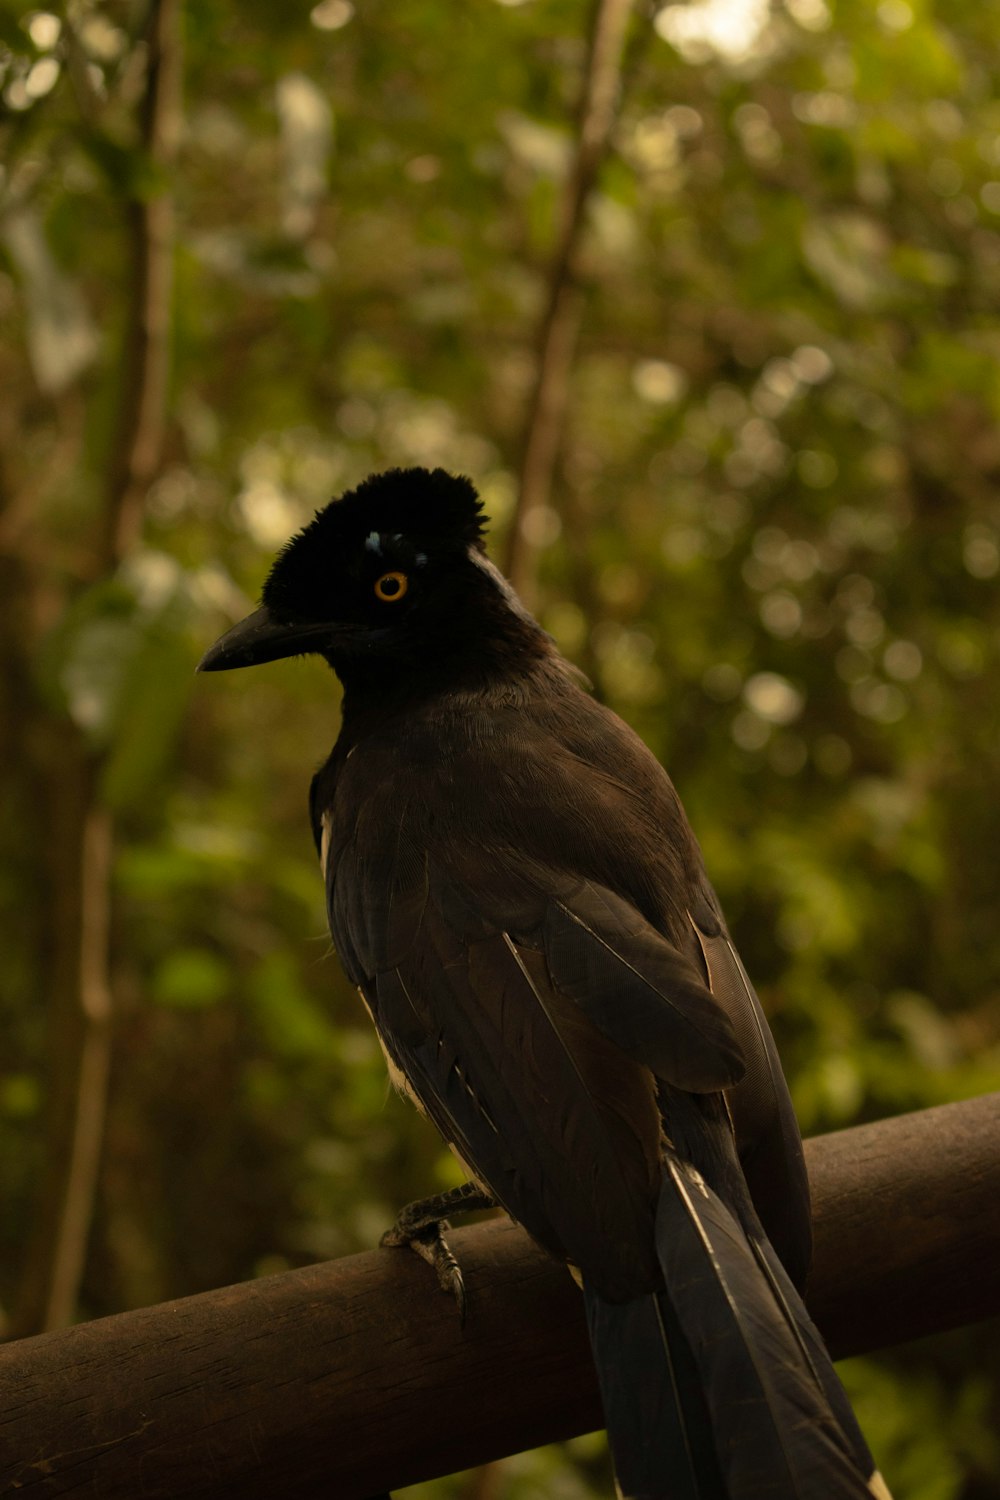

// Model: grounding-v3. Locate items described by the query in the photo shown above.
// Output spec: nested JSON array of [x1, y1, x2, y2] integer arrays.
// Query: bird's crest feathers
[[263, 467, 485, 616]]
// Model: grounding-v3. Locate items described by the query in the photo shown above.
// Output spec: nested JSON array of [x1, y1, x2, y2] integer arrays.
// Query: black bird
[[201, 467, 891, 1500]]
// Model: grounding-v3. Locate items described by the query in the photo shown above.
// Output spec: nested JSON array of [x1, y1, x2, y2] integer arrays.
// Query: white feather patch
[[465, 544, 534, 622]]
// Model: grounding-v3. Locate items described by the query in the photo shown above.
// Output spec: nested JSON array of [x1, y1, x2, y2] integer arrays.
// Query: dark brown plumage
[[201, 467, 891, 1500]]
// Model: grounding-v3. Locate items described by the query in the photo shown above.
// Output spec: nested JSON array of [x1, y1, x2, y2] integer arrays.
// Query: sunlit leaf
[[0, 209, 99, 392]]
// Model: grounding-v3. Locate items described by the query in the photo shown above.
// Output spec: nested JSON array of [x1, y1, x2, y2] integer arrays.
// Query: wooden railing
[[2, 1093, 998, 1498]]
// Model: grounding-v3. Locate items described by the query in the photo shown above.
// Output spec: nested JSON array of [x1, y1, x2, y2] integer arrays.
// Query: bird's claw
[[381, 1182, 494, 1325], [380, 1218, 467, 1325]]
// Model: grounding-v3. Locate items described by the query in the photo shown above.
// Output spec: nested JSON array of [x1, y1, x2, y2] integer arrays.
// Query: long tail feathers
[[585, 1288, 726, 1500], [585, 1152, 892, 1500]]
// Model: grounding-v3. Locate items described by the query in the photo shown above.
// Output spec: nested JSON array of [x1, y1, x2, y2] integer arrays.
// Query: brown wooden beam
[[2, 1094, 999, 1498], [805, 1091, 1000, 1357]]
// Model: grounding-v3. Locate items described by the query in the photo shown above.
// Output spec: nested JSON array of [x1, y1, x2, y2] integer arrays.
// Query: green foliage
[[36, 559, 198, 809], [2, 0, 999, 1492]]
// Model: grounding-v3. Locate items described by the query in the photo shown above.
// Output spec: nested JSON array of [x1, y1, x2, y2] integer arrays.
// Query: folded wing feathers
[[544, 888, 744, 1093], [692, 917, 813, 1290], [375, 902, 661, 1294]]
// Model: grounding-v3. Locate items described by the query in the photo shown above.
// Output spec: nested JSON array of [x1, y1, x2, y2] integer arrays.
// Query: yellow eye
[[374, 570, 408, 602]]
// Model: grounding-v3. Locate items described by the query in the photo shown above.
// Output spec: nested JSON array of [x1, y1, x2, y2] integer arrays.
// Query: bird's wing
[[326, 821, 744, 1300], [688, 884, 813, 1289]]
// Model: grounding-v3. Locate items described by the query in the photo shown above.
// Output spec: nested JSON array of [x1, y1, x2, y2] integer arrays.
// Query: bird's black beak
[[198, 605, 336, 671]]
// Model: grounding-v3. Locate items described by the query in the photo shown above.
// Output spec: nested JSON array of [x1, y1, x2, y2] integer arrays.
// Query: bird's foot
[[380, 1183, 496, 1326], [383, 1219, 467, 1324]]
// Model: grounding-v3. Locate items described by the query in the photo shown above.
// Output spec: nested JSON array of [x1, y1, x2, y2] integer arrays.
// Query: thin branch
[[505, 0, 635, 605], [103, 0, 182, 568], [38, 806, 114, 1331]]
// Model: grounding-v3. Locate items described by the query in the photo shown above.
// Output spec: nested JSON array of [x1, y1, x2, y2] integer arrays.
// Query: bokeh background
[[2, 0, 1000, 1494]]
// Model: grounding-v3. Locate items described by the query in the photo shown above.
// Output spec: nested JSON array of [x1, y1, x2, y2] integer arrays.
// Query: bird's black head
[[199, 466, 547, 695]]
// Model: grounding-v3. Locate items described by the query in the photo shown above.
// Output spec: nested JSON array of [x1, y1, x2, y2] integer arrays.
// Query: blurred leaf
[[101, 610, 198, 810], [153, 949, 230, 1009], [801, 212, 896, 310], [78, 134, 166, 198], [0, 208, 99, 393], [37, 558, 196, 797], [248, 952, 338, 1060], [0, 1075, 41, 1119]]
